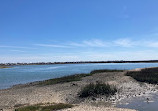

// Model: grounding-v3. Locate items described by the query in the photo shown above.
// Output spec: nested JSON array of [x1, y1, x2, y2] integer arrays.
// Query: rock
[[92, 97, 96, 101], [71, 83, 78, 86]]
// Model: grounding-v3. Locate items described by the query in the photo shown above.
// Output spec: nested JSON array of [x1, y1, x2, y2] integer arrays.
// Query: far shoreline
[[1, 60, 158, 66]]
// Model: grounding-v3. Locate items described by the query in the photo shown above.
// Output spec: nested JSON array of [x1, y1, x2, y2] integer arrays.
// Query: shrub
[[126, 67, 158, 84], [79, 82, 117, 98]]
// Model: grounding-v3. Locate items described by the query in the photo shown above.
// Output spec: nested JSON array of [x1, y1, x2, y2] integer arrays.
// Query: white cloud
[[3, 38, 158, 52], [69, 42, 85, 47], [10, 50, 26, 53], [68, 39, 109, 48], [114, 38, 136, 47], [34, 44, 70, 48], [34, 38, 158, 49], [0, 45, 36, 49], [83, 39, 108, 47], [35, 39, 109, 48]]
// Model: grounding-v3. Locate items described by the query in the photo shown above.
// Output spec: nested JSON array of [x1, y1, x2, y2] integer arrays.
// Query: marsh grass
[[39, 73, 91, 85], [90, 69, 124, 74], [0, 66, 11, 69], [126, 67, 158, 84], [79, 82, 117, 98], [39, 69, 124, 85], [15, 103, 73, 111]]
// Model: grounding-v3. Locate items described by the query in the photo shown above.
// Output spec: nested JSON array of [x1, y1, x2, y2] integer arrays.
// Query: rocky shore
[[0, 68, 158, 111]]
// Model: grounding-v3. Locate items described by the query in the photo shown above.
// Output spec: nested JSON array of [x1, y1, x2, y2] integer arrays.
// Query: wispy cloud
[[69, 39, 135, 48], [69, 42, 85, 47], [0, 45, 36, 49], [82, 39, 109, 47], [35, 39, 109, 48], [34, 44, 70, 48], [10, 50, 26, 53], [75, 38, 158, 48], [69, 39, 109, 47], [113, 38, 136, 47], [34, 38, 158, 49]]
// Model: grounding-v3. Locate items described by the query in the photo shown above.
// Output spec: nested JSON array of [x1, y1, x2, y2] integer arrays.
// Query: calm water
[[1, 63, 158, 89]]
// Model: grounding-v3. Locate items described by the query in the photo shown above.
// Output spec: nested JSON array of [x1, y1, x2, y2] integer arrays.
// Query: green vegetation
[[90, 69, 124, 74], [39, 69, 124, 86], [79, 82, 117, 98], [126, 67, 158, 84], [0, 66, 11, 69], [39, 73, 91, 85], [15, 103, 73, 111]]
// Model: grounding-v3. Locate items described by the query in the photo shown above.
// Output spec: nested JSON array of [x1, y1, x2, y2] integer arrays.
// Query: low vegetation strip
[[39, 69, 124, 86], [39, 73, 91, 85], [0, 66, 11, 69], [90, 69, 124, 74], [126, 67, 158, 84], [79, 82, 117, 98], [15, 103, 73, 111]]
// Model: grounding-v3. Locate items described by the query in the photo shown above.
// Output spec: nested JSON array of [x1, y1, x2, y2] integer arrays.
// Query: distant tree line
[[1, 60, 158, 66]]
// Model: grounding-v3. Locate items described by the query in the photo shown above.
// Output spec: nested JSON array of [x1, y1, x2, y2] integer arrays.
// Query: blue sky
[[1, 0, 158, 63]]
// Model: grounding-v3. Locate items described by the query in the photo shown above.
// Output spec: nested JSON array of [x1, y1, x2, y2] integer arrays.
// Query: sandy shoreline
[[1, 68, 158, 111]]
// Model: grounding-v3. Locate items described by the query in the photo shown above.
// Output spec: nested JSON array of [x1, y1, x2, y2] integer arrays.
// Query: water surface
[[1, 63, 158, 89], [117, 93, 158, 111]]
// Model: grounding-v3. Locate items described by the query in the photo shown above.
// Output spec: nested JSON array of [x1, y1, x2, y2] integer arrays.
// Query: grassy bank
[[39, 73, 91, 85], [79, 82, 117, 98], [39, 69, 124, 85], [90, 69, 124, 74], [126, 67, 158, 84], [15, 103, 73, 111], [0, 66, 11, 69]]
